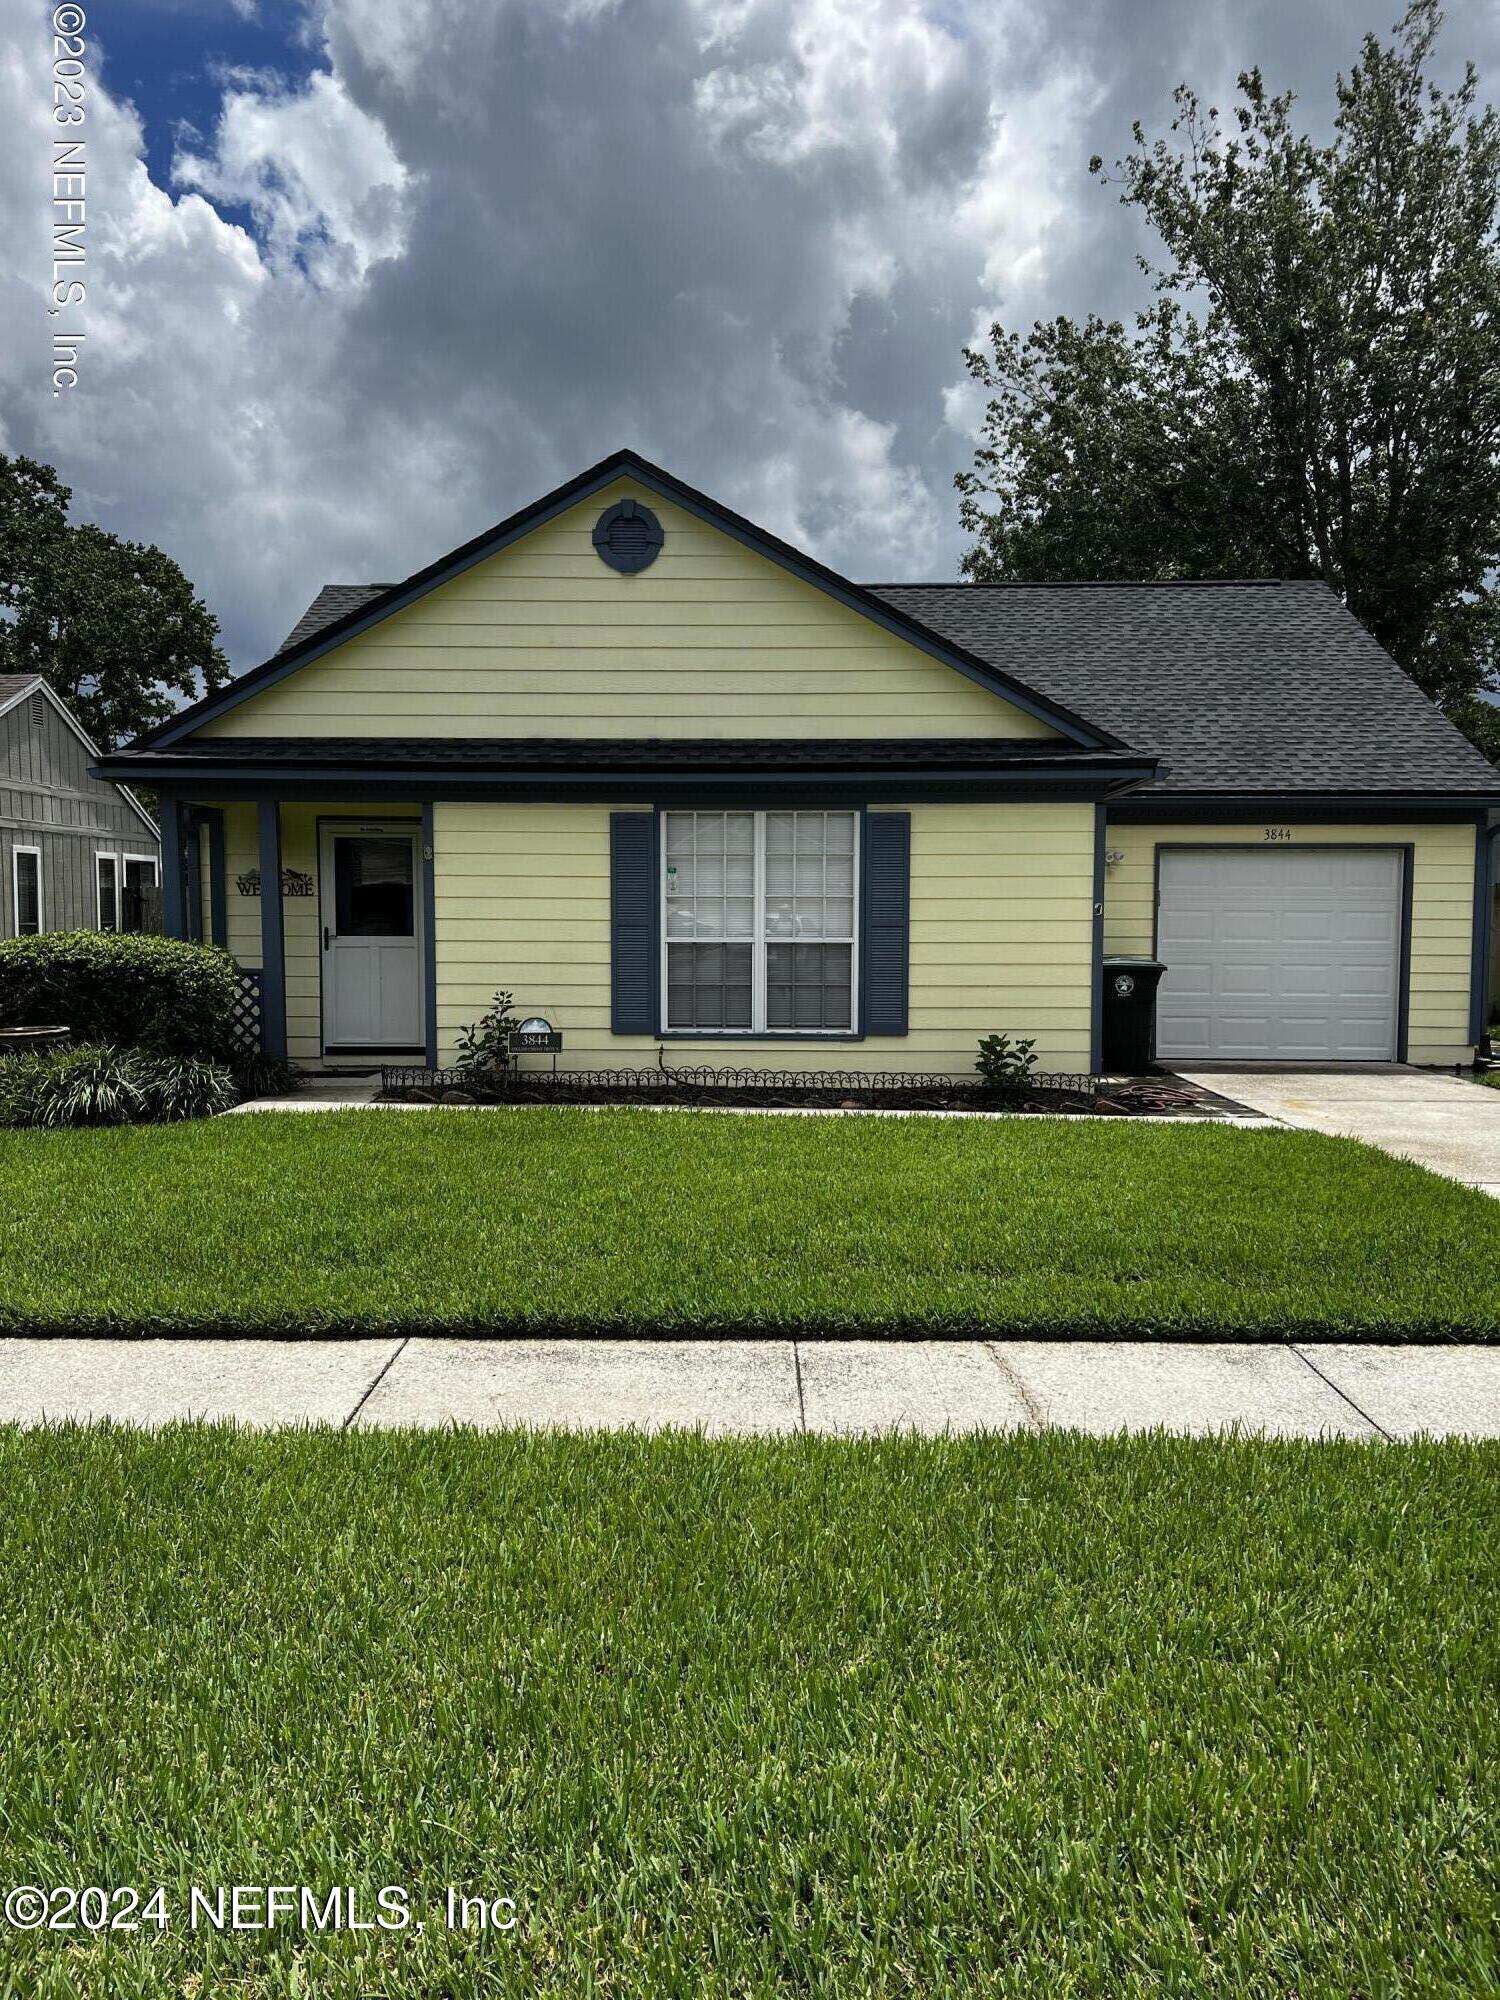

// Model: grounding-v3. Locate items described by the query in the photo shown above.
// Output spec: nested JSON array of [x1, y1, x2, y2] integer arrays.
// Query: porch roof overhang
[[94, 736, 1161, 802]]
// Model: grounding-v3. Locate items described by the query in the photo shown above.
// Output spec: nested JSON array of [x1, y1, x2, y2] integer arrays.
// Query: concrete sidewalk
[[1174, 1066, 1500, 1197], [0, 1337, 1494, 1439]]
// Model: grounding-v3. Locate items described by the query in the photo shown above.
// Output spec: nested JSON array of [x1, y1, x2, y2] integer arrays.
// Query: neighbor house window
[[661, 811, 858, 1033], [121, 855, 161, 934], [96, 852, 160, 934], [96, 854, 119, 931], [13, 848, 41, 937]]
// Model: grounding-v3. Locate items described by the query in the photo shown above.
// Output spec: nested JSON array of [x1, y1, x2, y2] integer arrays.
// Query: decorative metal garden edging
[[379, 1061, 1101, 1114]]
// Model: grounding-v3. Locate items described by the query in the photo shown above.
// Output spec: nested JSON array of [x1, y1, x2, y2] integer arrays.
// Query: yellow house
[[97, 452, 1500, 1076]]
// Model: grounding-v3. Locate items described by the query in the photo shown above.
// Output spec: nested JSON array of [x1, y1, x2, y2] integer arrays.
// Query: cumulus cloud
[[1, 0, 1496, 673]]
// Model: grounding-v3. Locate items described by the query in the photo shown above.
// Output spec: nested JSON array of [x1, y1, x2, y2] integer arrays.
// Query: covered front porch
[[159, 797, 435, 1069]]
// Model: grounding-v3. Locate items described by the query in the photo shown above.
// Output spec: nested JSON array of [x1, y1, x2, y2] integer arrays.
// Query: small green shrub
[[975, 1032, 1039, 1089], [454, 990, 521, 1076], [31, 1048, 149, 1128], [0, 932, 241, 1058], [0, 1045, 239, 1127], [136, 1055, 240, 1123], [230, 1051, 301, 1100]]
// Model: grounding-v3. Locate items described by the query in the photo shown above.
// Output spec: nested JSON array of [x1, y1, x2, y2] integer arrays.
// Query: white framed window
[[96, 852, 119, 931], [660, 810, 859, 1034], [121, 853, 161, 934], [95, 851, 161, 933], [12, 846, 41, 937]]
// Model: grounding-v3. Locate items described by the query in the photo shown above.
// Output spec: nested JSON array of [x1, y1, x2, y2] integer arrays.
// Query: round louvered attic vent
[[592, 498, 664, 574]]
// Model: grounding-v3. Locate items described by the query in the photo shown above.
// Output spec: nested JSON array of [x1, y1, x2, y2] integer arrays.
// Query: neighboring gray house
[[0, 676, 160, 939]]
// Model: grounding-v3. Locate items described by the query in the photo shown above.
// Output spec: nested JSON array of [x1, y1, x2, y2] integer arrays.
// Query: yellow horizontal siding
[[433, 801, 1094, 1074], [1102, 820, 1478, 1065], [200, 481, 1056, 744]]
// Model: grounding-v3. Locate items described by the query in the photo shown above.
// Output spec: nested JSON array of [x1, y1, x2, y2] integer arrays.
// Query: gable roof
[[132, 451, 1117, 753], [0, 674, 159, 835], [871, 580, 1498, 797]]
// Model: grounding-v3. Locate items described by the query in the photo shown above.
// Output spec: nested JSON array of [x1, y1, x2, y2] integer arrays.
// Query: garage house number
[[1263, 827, 1293, 841]]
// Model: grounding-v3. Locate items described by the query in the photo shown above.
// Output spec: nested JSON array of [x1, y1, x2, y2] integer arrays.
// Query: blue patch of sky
[[93, 0, 318, 241]]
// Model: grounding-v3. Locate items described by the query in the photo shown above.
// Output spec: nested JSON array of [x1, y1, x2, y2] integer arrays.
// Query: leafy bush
[[0, 932, 241, 1059], [975, 1032, 1039, 1089], [0, 1045, 238, 1127], [454, 990, 521, 1076]]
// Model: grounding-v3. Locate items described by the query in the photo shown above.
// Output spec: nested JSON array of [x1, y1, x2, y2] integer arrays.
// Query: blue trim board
[[256, 799, 287, 1059], [91, 766, 1160, 807], [422, 802, 438, 1068], [1090, 803, 1106, 1074], [159, 796, 186, 938], [1472, 818, 1498, 1044], [129, 451, 1120, 754]]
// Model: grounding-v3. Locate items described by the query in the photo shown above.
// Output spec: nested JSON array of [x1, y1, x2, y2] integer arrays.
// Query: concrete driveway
[[0, 1336, 1494, 1439], [1173, 1066, 1500, 1197]]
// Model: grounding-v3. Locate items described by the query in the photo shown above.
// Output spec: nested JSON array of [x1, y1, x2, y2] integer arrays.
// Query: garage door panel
[[1155, 848, 1401, 1062]]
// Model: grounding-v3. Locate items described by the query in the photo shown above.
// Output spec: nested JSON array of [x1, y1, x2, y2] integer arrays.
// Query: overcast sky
[[2, 0, 1497, 672]]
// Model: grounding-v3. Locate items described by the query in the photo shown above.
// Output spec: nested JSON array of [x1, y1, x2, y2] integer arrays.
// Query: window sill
[[655, 1031, 866, 1044]]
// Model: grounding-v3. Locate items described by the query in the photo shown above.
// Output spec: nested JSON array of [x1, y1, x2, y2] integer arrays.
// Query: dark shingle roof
[[275, 576, 1496, 797], [0, 674, 42, 704], [281, 586, 392, 652], [870, 580, 1496, 794]]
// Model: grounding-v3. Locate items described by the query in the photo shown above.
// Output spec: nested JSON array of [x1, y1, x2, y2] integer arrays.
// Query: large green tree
[[958, 0, 1500, 758], [0, 453, 229, 748]]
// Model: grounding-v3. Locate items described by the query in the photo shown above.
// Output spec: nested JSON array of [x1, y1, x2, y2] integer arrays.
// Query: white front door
[[1156, 847, 1403, 1061], [319, 822, 423, 1051]]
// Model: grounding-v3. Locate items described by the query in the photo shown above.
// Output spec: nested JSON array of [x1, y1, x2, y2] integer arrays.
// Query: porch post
[[1089, 801, 1106, 1075], [422, 801, 438, 1069], [159, 794, 187, 939], [257, 798, 288, 1058]]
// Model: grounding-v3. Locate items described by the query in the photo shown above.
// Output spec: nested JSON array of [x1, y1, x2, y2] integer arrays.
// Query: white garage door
[[1156, 848, 1403, 1061]]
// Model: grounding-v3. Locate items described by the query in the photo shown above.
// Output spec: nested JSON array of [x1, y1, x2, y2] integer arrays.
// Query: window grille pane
[[764, 812, 855, 941], [97, 856, 118, 932], [664, 812, 754, 942], [766, 943, 852, 1031], [667, 942, 752, 1029]]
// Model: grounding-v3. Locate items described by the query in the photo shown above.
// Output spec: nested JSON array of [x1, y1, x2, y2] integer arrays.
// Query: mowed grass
[[0, 1426, 1494, 1998], [2, 1109, 1498, 1339]]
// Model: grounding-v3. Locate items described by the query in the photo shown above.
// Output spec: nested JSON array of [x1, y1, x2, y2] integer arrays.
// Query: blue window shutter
[[610, 812, 658, 1034], [861, 812, 910, 1035]]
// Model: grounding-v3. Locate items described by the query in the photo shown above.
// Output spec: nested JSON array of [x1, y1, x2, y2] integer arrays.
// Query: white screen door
[[319, 823, 423, 1050]]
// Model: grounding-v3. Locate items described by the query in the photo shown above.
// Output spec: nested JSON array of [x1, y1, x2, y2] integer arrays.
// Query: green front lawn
[[2, 1108, 1497, 1339], [0, 1426, 1493, 1998]]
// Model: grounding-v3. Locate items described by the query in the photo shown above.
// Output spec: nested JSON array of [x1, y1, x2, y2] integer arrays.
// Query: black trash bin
[[1101, 957, 1166, 1073]]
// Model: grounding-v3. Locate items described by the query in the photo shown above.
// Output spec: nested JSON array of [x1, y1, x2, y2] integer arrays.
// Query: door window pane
[[335, 838, 414, 937], [97, 855, 118, 932], [121, 858, 161, 934], [14, 852, 40, 936]]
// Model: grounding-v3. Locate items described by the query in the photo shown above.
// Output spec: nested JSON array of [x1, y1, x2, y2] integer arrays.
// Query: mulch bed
[[380, 1065, 1261, 1119]]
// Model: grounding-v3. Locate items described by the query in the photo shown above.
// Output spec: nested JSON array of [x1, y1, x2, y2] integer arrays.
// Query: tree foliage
[[958, 0, 1500, 757], [0, 453, 228, 748]]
